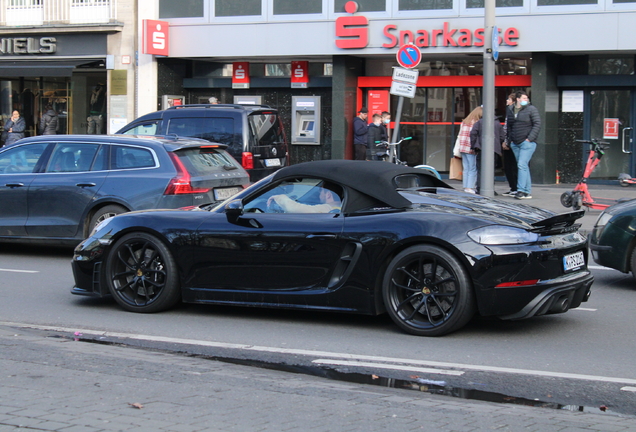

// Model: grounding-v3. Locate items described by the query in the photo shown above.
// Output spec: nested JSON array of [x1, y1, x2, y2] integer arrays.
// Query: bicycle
[[373, 137, 442, 179]]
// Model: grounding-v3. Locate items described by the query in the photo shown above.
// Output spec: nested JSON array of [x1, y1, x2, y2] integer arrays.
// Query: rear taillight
[[165, 153, 210, 195], [242, 152, 254, 170]]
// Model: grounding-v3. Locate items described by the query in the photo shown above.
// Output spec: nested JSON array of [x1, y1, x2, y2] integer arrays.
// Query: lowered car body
[[72, 160, 593, 336]]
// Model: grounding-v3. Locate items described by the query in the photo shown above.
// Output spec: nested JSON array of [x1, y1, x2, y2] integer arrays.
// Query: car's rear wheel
[[89, 204, 127, 233], [105, 232, 180, 313], [382, 245, 475, 336]]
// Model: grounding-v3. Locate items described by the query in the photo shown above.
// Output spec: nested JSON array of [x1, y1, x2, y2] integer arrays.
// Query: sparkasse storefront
[[147, 0, 636, 183]]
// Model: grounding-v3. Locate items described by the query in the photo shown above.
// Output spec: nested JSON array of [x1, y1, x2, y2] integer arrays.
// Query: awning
[[0, 59, 104, 77]]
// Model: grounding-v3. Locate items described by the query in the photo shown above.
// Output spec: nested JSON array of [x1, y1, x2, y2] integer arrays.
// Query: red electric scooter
[[560, 139, 615, 211]]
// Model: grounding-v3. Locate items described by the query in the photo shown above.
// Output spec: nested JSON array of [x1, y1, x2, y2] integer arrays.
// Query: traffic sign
[[392, 67, 419, 85], [492, 26, 499, 61], [396, 44, 421, 69], [390, 81, 416, 98]]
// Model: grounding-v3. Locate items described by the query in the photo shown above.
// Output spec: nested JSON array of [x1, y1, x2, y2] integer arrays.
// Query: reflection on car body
[[72, 160, 593, 336]]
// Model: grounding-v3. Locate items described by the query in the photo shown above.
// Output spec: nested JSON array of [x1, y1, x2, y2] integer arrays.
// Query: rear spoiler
[[530, 210, 585, 235]]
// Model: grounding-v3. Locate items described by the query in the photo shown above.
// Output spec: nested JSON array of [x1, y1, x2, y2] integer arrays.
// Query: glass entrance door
[[588, 90, 633, 179]]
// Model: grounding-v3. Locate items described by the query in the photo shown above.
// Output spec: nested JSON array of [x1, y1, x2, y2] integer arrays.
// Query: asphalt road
[[1, 239, 636, 419]]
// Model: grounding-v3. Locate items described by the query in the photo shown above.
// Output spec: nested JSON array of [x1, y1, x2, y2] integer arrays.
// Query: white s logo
[[152, 24, 165, 50], [235, 67, 245, 79], [294, 67, 304, 78]]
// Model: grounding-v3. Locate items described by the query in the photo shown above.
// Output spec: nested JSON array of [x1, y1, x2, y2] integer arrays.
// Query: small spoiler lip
[[530, 210, 585, 233]]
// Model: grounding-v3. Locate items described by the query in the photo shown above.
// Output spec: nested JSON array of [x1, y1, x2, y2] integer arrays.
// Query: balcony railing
[[0, 0, 116, 27]]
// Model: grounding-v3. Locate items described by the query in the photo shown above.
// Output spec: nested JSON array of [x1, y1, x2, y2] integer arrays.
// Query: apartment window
[[466, 0, 522, 7], [335, 0, 386, 12], [274, 0, 321, 14], [537, 0, 596, 4], [216, 0, 261, 16], [159, 0, 203, 18], [9, 0, 42, 6], [399, 0, 453, 9]]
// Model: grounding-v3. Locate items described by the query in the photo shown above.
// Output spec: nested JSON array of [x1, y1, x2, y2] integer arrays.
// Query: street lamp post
[[481, 0, 496, 197]]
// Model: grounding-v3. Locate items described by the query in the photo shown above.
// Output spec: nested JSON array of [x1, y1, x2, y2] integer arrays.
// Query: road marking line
[[312, 359, 464, 376], [621, 386, 636, 392], [0, 268, 39, 273], [3, 320, 636, 385]]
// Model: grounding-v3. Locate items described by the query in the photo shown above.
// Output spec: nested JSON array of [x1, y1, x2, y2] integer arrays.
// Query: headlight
[[468, 225, 539, 245], [594, 212, 613, 228]]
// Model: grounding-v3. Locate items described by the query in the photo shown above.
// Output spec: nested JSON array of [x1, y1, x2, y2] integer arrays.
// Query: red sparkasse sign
[[291, 61, 309, 88], [143, 20, 169, 56], [232, 62, 250, 89]]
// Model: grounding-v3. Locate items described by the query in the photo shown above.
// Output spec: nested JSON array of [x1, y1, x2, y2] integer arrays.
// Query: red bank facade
[[146, 0, 636, 183]]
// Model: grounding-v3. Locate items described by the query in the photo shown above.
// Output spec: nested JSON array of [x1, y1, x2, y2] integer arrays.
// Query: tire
[[105, 232, 181, 313], [630, 246, 636, 280], [560, 192, 572, 208], [89, 204, 127, 234], [572, 193, 583, 211], [382, 245, 476, 336], [620, 180, 630, 187]]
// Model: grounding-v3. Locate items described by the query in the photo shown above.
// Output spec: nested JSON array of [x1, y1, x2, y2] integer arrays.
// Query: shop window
[[466, 0, 522, 7], [399, 0, 453, 10], [324, 63, 333, 76], [335, 0, 386, 12], [159, 0, 203, 18], [589, 57, 634, 75], [216, 0, 261, 16], [537, 0, 596, 4], [265, 64, 291, 77], [274, 0, 321, 14]]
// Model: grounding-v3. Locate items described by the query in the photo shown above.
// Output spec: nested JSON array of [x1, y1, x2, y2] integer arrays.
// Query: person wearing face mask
[[367, 113, 384, 160], [506, 90, 541, 200], [380, 111, 391, 142]]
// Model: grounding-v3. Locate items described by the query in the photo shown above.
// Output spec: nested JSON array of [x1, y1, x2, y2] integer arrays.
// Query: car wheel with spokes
[[382, 245, 475, 336], [105, 232, 181, 313], [89, 204, 127, 234]]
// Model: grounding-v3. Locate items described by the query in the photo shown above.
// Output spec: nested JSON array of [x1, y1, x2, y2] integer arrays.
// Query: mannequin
[[87, 84, 106, 134]]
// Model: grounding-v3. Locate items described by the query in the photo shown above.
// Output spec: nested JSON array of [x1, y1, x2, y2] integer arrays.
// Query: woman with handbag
[[457, 106, 482, 194]]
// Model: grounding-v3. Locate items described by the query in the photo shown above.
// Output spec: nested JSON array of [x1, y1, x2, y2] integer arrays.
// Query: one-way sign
[[390, 81, 416, 98]]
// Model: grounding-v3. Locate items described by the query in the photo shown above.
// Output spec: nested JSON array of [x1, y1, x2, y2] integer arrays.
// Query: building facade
[[0, 0, 136, 138]]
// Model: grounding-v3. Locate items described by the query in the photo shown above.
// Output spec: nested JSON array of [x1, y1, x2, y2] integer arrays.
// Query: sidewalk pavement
[[445, 179, 636, 235], [1, 325, 635, 432]]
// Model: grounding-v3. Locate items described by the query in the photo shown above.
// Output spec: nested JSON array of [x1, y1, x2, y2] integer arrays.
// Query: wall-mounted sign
[[110, 70, 127, 95], [368, 90, 389, 116], [603, 118, 620, 139], [562, 90, 584, 113], [0, 37, 56, 55], [291, 61, 309, 88], [232, 62, 250, 89], [143, 20, 169, 56]]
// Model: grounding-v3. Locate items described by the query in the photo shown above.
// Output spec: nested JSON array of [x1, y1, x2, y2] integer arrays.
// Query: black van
[[117, 104, 288, 181]]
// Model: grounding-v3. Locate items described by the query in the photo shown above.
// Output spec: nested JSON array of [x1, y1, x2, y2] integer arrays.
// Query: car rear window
[[166, 117, 236, 146], [248, 113, 285, 146], [175, 147, 241, 176]]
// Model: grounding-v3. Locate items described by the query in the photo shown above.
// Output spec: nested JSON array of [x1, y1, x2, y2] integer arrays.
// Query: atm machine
[[291, 96, 320, 145]]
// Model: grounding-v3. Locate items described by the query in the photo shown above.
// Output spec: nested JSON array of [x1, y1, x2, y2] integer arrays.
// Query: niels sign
[[335, 0, 519, 49], [0, 37, 56, 55]]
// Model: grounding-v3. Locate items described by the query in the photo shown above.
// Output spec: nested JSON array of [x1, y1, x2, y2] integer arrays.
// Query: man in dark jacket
[[353, 107, 369, 160], [39, 105, 59, 135], [367, 113, 383, 160], [506, 91, 541, 200]]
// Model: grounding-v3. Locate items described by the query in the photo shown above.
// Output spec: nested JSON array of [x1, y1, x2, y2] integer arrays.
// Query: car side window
[[112, 145, 156, 169], [0, 143, 48, 174], [244, 178, 344, 214], [121, 122, 158, 135], [46, 143, 100, 173]]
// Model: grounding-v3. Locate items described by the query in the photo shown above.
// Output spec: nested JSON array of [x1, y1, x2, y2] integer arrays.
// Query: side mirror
[[224, 199, 244, 220]]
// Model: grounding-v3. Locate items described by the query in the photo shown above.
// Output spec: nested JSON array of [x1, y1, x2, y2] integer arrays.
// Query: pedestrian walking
[[457, 106, 482, 194], [506, 91, 541, 200], [39, 105, 59, 135], [353, 107, 369, 160], [501, 93, 518, 196], [4, 110, 25, 147]]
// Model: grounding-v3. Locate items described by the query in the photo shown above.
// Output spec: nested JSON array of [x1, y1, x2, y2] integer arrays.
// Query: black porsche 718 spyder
[[72, 160, 593, 336]]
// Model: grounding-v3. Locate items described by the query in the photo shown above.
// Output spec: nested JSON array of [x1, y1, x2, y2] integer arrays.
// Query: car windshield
[[248, 112, 284, 146], [176, 147, 240, 176]]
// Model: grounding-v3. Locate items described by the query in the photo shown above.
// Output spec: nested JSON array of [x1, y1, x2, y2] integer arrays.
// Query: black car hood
[[402, 188, 584, 233]]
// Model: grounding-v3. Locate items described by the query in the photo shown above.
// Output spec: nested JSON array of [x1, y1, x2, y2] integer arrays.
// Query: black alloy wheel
[[382, 245, 475, 336], [105, 232, 180, 313]]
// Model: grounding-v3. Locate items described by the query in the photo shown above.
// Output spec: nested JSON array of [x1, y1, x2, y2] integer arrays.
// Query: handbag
[[449, 157, 463, 180], [452, 134, 462, 158]]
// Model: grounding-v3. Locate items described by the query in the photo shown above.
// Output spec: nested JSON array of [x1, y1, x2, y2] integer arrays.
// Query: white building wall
[[136, 0, 159, 118]]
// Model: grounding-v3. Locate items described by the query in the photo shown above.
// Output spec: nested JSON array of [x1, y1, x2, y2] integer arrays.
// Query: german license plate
[[265, 158, 281, 167], [563, 251, 585, 272], [214, 187, 242, 201]]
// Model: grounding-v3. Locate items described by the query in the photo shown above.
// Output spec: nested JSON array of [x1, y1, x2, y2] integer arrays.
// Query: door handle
[[307, 234, 337, 239], [76, 182, 96, 188], [4, 183, 24, 188], [622, 127, 633, 154]]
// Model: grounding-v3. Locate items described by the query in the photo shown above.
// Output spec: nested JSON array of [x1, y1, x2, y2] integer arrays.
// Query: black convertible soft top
[[272, 160, 451, 211]]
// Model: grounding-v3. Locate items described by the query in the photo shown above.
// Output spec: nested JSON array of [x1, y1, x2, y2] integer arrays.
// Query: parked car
[[589, 199, 636, 277], [0, 135, 249, 245], [72, 160, 593, 336], [116, 104, 288, 181]]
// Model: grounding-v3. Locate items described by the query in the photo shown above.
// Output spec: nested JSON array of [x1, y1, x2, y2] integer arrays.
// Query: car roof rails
[[166, 103, 273, 111]]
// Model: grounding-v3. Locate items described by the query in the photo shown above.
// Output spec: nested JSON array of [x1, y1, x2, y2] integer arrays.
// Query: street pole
[[481, 0, 496, 197], [392, 95, 405, 161]]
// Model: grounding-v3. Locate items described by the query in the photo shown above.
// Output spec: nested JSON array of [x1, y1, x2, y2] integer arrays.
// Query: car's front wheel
[[382, 245, 475, 336], [105, 232, 181, 313], [89, 204, 127, 234]]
